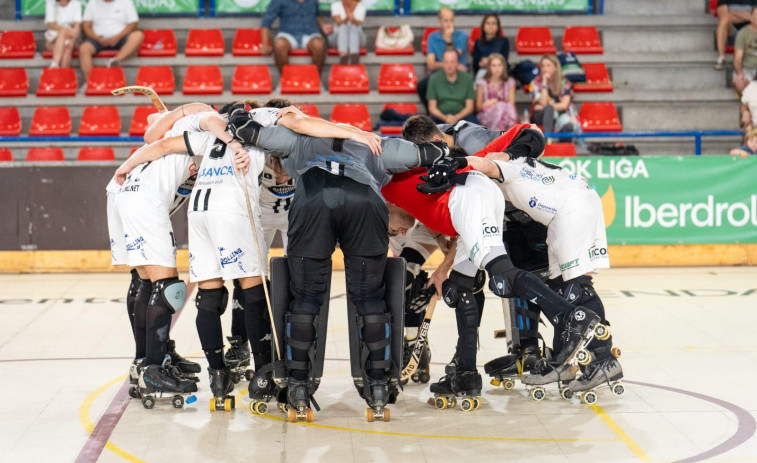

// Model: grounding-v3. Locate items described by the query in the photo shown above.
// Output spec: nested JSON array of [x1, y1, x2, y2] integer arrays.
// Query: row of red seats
[[0, 26, 602, 60]]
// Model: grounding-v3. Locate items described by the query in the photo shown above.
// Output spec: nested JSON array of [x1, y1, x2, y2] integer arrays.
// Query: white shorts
[[547, 190, 610, 280], [389, 221, 439, 260], [106, 192, 127, 266], [260, 209, 288, 254], [188, 210, 267, 283], [115, 193, 177, 268], [449, 172, 507, 273]]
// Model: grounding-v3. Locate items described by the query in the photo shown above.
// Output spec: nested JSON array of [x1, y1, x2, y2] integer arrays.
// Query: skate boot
[[444, 341, 462, 375], [568, 345, 624, 405], [138, 362, 198, 409], [484, 345, 542, 391], [554, 307, 610, 367], [363, 378, 391, 422], [224, 336, 251, 384], [521, 357, 577, 401], [248, 366, 278, 415], [167, 340, 201, 380], [429, 370, 483, 411], [208, 366, 235, 412], [286, 378, 314, 422], [128, 358, 144, 399]]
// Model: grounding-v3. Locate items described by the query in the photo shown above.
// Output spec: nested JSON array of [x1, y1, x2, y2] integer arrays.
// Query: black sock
[[195, 288, 226, 370], [242, 285, 270, 354], [133, 277, 152, 359], [231, 279, 247, 339]]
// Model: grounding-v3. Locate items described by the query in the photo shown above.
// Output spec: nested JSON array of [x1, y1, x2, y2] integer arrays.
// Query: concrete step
[[603, 28, 713, 53], [604, 0, 706, 16], [619, 101, 738, 131]]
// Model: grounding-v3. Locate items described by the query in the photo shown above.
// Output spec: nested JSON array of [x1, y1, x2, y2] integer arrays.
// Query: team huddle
[[107, 98, 624, 421]]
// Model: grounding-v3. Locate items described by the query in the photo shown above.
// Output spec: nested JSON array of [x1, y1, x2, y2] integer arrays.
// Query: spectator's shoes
[[714, 56, 725, 70]]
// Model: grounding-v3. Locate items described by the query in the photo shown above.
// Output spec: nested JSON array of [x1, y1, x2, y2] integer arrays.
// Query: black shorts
[[287, 168, 389, 259], [717, 0, 755, 8], [85, 35, 129, 54]]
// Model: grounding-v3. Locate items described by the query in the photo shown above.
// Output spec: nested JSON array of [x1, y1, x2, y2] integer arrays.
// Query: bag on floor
[[558, 52, 586, 83], [376, 25, 414, 50]]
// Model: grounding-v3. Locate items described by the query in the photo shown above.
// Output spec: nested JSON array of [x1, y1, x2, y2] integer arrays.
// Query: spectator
[[78, 0, 143, 84], [472, 14, 509, 80], [739, 79, 757, 127], [427, 48, 478, 125], [328, 0, 366, 64], [475, 53, 517, 131], [530, 54, 580, 134], [44, 0, 82, 69], [730, 127, 757, 157], [715, 0, 754, 70], [261, 0, 333, 73], [733, 6, 757, 94], [417, 8, 469, 112]]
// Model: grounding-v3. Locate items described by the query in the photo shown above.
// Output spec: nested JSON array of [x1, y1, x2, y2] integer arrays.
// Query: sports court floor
[[1, 266, 756, 462]]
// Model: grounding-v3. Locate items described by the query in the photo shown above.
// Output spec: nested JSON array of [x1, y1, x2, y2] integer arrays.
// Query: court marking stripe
[[589, 403, 651, 461]]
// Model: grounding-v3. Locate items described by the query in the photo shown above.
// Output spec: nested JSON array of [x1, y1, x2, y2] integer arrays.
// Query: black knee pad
[[562, 275, 605, 320], [472, 270, 486, 294], [195, 286, 229, 315], [441, 271, 475, 308], [285, 312, 318, 374], [243, 284, 271, 353], [358, 312, 393, 380], [149, 277, 187, 314], [485, 256, 520, 298], [288, 256, 331, 313]]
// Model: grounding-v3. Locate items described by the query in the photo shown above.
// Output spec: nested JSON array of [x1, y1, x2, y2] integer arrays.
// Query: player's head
[[387, 202, 415, 237], [218, 99, 262, 115], [402, 115, 445, 145], [264, 98, 294, 109]]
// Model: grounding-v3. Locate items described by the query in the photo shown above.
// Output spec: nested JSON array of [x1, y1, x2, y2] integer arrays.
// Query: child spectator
[[730, 127, 757, 157], [472, 14, 509, 80], [44, 0, 82, 69], [475, 53, 517, 131], [329, 0, 366, 64], [530, 54, 580, 134]]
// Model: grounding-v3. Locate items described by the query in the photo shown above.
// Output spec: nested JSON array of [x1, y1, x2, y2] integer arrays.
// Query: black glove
[[416, 156, 469, 194], [405, 263, 434, 313], [418, 140, 451, 166], [503, 128, 546, 160], [227, 109, 262, 144]]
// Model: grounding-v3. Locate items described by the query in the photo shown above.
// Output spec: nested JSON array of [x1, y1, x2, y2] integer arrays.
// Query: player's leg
[[272, 34, 293, 72], [225, 279, 251, 380]]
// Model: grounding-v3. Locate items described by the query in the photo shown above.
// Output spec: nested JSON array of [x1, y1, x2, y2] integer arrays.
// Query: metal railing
[[543, 130, 744, 155]]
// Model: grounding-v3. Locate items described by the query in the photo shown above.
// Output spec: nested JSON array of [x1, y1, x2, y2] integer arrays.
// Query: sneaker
[[714, 56, 725, 70], [107, 58, 121, 68]]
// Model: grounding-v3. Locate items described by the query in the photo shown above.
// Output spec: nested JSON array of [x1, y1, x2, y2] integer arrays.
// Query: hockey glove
[[227, 109, 263, 145], [416, 156, 469, 194], [405, 263, 434, 313], [417, 140, 451, 166]]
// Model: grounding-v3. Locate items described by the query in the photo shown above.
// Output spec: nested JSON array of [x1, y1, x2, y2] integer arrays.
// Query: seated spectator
[[427, 48, 478, 125], [715, 0, 754, 70], [45, 0, 82, 69], [530, 54, 580, 134], [475, 53, 517, 131], [739, 79, 757, 127], [78, 0, 143, 84], [261, 0, 332, 73], [472, 14, 509, 80], [417, 8, 469, 112], [328, 0, 366, 64], [730, 126, 757, 157], [733, 6, 757, 94]]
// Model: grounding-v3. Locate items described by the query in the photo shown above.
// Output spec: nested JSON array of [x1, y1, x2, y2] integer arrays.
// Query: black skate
[[128, 358, 144, 399], [138, 363, 198, 409], [208, 366, 235, 412], [429, 371, 483, 411], [484, 345, 542, 391], [554, 307, 610, 368], [224, 336, 251, 384], [248, 365, 280, 415], [568, 346, 624, 405], [363, 378, 392, 422], [286, 378, 315, 423], [167, 340, 201, 379], [444, 341, 462, 375], [401, 337, 431, 385]]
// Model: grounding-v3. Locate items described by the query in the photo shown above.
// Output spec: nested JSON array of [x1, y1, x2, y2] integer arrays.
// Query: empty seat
[[328, 64, 369, 94], [543, 142, 577, 157], [330, 104, 371, 132], [85, 67, 127, 96], [299, 104, 321, 118], [327, 47, 367, 56], [579, 102, 622, 132], [129, 106, 159, 136], [136, 66, 175, 95], [77, 147, 116, 161], [29, 106, 72, 136], [0, 107, 22, 136], [378, 63, 417, 94], [379, 103, 418, 135], [37, 67, 78, 96], [138, 29, 177, 57], [185, 29, 224, 57], [562, 26, 603, 54], [421, 27, 439, 55], [467, 26, 505, 53], [0, 31, 36, 59], [0, 148, 12, 161], [79, 106, 121, 136], [375, 26, 415, 55], [27, 147, 65, 161], [0, 68, 28, 97], [182, 65, 224, 95], [573, 63, 613, 93], [280, 65, 321, 94], [233, 29, 262, 56], [515, 27, 556, 54], [232, 65, 272, 94]]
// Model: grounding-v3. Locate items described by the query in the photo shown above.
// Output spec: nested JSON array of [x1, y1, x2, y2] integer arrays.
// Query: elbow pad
[[418, 140, 451, 166], [228, 110, 263, 145], [504, 128, 545, 160]]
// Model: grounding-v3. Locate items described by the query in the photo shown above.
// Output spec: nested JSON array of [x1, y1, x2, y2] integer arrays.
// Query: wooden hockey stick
[[400, 295, 438, 382], [111, 85, 168, 112]]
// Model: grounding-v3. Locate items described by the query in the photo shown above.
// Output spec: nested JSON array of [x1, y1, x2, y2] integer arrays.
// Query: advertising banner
[[21, 0, 199, 17], [215, 0, 394, 14], [410, 0, 589, 13]]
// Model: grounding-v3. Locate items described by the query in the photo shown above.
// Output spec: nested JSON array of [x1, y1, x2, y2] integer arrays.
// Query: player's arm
[[143, 103, 214, 144], [465, 156, 502, 179], [379, 138, 451, 172], [113, 135, 188, 185], [473, 125, 545, 159], [427, 238, 456, 296]]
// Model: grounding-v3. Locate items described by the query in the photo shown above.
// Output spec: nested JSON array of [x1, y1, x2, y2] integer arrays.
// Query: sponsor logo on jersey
[[519, 167, 555, 184], [481, 218, 500, 238], [125, 235, 147, 261], [199, 166, 235, 178], [541, 176, 555, 185], [469, 242, 480, 261], [527, 196, 558, 215], [269, 184, 296, 197], [189, 252, 198, 278], [121, 184, 140, 192], [219, 246, 246, 272], [588, 240, 608, 260], [559, 258, 580, 272]]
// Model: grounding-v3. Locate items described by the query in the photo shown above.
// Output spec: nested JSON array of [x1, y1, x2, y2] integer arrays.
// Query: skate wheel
[[449, 397, 457, 409], [141, 396, 155, 409], [530, 387, 546, 402], [288, 408, 297, 423], [576, 349, 592, 366], [434, 397, 448, 410], [278, 403, 290, 413], [419, 373, 430, 384], [382, 408, 390, 422], [490, 378, 501, 387], [503, 379, 515, 391], [128, 386, 140, 399], [305, 408, 314, 422], [581, 391, 598, 405], [612, 382, 625, 396], [611, 347, 621, 358], [473, 398, 481, 410], [224, 397, 234, 412], [172, 395, 184, 409], [594, 323, 611, 341], [209, 399, 217, 412], [561, 388, 573, 401], [461, 398, 475, 412], [411, 374, 420, 383], [365, 408, 375, 422]]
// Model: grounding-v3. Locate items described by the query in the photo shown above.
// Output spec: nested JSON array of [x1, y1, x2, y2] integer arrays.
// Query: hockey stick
[[111, 85, 168, 112], [400, 295, 438, 382]]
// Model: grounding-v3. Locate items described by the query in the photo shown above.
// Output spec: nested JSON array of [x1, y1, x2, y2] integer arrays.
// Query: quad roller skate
[[555, 307, 611, 368], [128, 358, 144, 399], [138, 363, 198, 409], [363, 378, 392, 422], [429, 370, 483, 412], [248, 366, 286, 415], [286, 378, 316, 423], [484, 345, 543, 391], [402, 337, 431, 384], [520, 358, 577, 401], [208, 366, 235, 412], [569, 346, 624, 405], [224, 336, 251, 384], [167, 340, 201, 381]]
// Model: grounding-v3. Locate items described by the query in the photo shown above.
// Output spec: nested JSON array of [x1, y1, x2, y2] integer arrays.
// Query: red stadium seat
[[233, 29, 262, 56], [0, 68, 28, 97], [467, 26, 505, 54], [232, 65, 272, 94], [185, 29, 224, 57], [0, 148, 12, 161], [129, 106, 159, 136], [573, 63, 613, 93], [29, 106, 72, 136], [85, 67, 127, 96], [79, 106, 121, 136], [562, 26, 603, 54], [0, 31, 36, 59], [182, 65, 224, 95], [378, 63, 417, 94], [77, 147, 116, 161], [138, 29, 177, 57], [379, 103, 418, 135], [0, 107, 22, 136], [280, 65, 321, 94], [299, 104, 321, 118], [543, 143, 577, 157], [515, 27, 556, 54], [579, 102, 622, 132], [27, 147, 65, 161], [290, 48, 310, 56], [327, 47, 367, 56], [421, 27, 439, 55], [330, 104, 371, 132], [37, 67, 78, 96], [136, 66, 175, 95], [375, 26, 415, 55], [328, 64, 369, 94], [710, 0, 718, 16]]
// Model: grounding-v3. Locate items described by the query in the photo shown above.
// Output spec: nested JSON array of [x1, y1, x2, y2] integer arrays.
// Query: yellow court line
[[589, 403, 651, 461]]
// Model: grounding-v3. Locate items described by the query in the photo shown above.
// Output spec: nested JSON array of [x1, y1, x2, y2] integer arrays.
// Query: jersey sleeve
[[491, 159, 519, 183], [471, 123, 531, 158], [255, 125, 303, 157], [184, 131, 214, 157], [379, 138, 423, 173]]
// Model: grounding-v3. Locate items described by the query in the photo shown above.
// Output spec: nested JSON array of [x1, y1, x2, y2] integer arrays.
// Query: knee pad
[[485, 256, 519, 298], [150, 277, 187, 314], [127, 269, 140, 300], [441, 271, 475, 308], [358, 312, 392, 374], [472, 270, 486, 294], [285, 312, 318, 372], [195, 286, 229, 315], [563, 276, 605, 320]]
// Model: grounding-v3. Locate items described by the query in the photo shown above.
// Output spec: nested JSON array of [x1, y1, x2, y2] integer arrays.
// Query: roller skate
[[484, 345, 542, 391], [554, 307, 611, 368], [138, 362, 198, 409], [224, 336, 251, 384], [167, 340, 201, 381], [520, 358, 577, 401], [208, 366, 235, 412], [444, 340, 461, 375], [128, 358, 144, 399], [402, 337, 431, 384], [568, 345, 624, 405], [363, 378, 392, 422], [248, 365, 280, 415], [429, 370, 483, 412], [286, 378, 315, 423]]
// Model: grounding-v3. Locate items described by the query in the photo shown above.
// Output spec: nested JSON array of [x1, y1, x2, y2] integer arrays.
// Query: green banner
[[216, 0, 394, 14], [22, 0, 198, 16], [410, 0, 588, 12], [551, 156, 757, 245]]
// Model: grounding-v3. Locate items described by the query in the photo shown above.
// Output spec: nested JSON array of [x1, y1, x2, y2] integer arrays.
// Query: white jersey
[[259, 154, 296, 215]]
